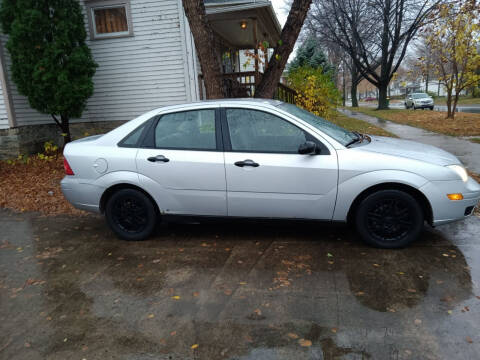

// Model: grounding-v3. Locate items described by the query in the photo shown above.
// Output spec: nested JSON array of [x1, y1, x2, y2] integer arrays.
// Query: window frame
[[220, 107, 330, 155], [140, 108, 223, 152], [86, 0, 134, 40]]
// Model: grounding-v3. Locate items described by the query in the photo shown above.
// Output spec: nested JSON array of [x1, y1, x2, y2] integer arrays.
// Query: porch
[[202, 0, 297, 104]]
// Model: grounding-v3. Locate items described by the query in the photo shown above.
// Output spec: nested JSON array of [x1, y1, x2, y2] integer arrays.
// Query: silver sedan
[[61, 99, 480, 248]]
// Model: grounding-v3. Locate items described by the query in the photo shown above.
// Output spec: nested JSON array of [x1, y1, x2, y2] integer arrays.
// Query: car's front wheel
[[105, 188, 157, 241], [355, 190, 424, 248]]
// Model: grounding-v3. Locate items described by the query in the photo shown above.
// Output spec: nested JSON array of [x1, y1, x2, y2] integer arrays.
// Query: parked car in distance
[[363, 96, 377, 102], [61, 99, 480, 248], [405, 93, 434, 110]]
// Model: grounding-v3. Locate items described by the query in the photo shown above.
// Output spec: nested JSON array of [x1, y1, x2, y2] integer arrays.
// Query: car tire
[[105, 188, 157, 241], [355, 190, 424, 249], [430, 106, 434, 110]]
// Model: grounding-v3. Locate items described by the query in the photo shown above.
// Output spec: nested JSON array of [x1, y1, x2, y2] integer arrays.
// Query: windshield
[[278, 103, 357, 146], [412, 93, 429, 99]]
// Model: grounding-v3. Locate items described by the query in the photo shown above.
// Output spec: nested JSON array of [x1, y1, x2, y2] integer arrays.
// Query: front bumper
[[61, 176, 104, 213], [415, 103, 434, 108], [420, 177, 480, 226]]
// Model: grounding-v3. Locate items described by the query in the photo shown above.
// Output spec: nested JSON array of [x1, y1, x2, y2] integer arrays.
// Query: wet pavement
[[340, 108, 480, 174], [1, 209, 480, 360]]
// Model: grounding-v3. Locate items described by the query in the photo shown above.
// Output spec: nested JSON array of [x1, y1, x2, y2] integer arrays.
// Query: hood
[[360, 136, 461, 166]]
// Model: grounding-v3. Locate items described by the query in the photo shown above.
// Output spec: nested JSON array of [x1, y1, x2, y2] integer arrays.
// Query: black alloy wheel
[[355, 190, 424, 248], [105, 188, 157, 241]]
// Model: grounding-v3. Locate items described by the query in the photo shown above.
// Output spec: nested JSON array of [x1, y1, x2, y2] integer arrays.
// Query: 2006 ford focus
[[61, 99, 480, 248]]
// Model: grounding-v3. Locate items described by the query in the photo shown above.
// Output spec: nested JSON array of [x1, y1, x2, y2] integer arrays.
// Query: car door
[[222, 107, 338, 220], [136, 107, 227, 216]]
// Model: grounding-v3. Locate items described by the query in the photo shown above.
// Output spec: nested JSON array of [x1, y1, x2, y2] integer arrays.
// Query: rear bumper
[[61, 177, 103, 213], [420, 177, 480, 226]]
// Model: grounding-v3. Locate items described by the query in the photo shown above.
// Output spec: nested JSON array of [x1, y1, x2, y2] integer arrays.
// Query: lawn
[[434, 97, 480, 106], [350, 107, 480, 137], [330, 111, 395, 137]]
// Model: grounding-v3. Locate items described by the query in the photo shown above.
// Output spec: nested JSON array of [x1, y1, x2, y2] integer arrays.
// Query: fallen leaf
[[224, 289, 232, 296], [331, 328, 337, 333], [447, 310, 453, 314], [327, 253, 333, 257], [171, 296, 181, 300], [193, 292, 199, 297], [152, 259, 161, 264], [298, 339, 312, 347], [355, 291, 365, 296], [397, 272, 405, 275], [191, 344, 199, 349], [466, 337, 473, 343], [147, 314, 154, 319], [414, 319, 422, 325], [170, 331, 177, 336], [442, 253, 449, 257], [239, 282, 247, 285], [407, 288, 417, 293], [328, 261, 334, 265], [373, 263, 380, 267], [287, 333, 299, 339]]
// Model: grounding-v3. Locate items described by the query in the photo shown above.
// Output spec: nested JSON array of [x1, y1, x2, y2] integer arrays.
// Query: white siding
[[0, 36, 11, 129], [0, 80, 8, 129], [3, 0, 194, 127]]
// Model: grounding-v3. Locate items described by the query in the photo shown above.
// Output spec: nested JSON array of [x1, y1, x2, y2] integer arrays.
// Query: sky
[[270, 0, 288, 26]]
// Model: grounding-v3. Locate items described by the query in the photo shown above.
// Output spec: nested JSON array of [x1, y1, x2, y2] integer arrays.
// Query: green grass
[[330, 111, 396, 137], [470, 138, 480, 144]]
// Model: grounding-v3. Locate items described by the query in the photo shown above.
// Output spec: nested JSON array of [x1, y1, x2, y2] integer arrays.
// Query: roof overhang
[[205, 1, 282, 49]]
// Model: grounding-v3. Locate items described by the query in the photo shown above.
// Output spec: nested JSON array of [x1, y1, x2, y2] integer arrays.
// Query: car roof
[[152, 98, 284, 113]]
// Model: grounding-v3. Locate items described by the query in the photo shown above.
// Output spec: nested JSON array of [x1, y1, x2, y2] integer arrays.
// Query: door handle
[[234, 159, 259, 168], [147, 155, 170, 163]]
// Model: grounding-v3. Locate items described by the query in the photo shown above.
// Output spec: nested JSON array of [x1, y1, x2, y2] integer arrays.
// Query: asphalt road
[[1, 209, 480, 360]]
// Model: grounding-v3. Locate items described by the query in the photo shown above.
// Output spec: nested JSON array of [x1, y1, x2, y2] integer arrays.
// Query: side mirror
[[298, 141, 318, 155]]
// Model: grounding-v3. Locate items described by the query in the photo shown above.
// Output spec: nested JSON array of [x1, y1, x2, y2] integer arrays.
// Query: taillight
[[63, 157, 74, 175]]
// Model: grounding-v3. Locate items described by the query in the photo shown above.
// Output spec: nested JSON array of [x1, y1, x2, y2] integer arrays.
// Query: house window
[[86, 1, 133, 40]]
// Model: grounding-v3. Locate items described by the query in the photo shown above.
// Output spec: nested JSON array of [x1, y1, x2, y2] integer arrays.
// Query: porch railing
[[221, 71, 297, 104]]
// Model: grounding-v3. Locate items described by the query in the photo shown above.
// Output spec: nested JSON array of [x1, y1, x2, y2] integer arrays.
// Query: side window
[[118, 121, 148, 147], [226, 109, 307, 153], [154, 109, 216, 150]]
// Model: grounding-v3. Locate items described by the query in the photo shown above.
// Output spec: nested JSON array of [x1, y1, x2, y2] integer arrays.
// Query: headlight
[[447, 165, 468, 182]]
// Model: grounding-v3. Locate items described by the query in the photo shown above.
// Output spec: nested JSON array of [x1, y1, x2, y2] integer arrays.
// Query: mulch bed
[[0, 155, 85, 216]]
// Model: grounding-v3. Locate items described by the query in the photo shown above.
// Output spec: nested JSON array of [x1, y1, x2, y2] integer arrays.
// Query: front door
[[222, 107, 338, 219], [136, 108, 226, 216]]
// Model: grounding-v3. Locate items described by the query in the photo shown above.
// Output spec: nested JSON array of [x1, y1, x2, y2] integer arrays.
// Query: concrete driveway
[[1, 209, 480, 360]]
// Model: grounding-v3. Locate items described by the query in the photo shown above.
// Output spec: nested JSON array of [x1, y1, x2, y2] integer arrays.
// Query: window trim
[[221, 107, 330, 155], [85, 0, 134, 40], [144, 108, 223, 152]]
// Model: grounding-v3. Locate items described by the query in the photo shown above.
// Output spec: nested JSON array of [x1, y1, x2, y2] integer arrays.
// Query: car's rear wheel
[[105, 188, 157, 241], [355, 190, 424, 248]]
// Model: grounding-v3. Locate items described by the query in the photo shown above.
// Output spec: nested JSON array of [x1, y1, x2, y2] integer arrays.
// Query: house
[[0, 0, 291, 159]]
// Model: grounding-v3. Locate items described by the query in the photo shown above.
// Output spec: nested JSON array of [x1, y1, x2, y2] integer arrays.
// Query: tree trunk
[[351, 81, 358, 107], [342, 65, 346, 106], [60, 115, 71, 146], [377, 82, 389, 110], [350, 63, 359, 107], [254, 0, 312, 99], [182, 0, 225, 99], [446, 88, 453, 119], [452, 91, 459, 119]]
